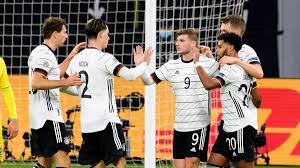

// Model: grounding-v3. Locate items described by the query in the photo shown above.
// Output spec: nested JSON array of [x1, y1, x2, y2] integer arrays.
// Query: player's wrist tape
[[194, 62, 201, 68]]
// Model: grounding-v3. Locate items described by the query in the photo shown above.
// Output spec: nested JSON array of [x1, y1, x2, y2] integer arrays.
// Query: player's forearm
[[1, 86, 17, 119], [60, 86, 78, 96], [195, 64, 220, 90], [59, 56, 73, 78], [236, 59, 264, 79], [32, 77, 68, 90], [251, 87, 262, 108], [118, 62, 147, 81], [141, 71, 154, 85]]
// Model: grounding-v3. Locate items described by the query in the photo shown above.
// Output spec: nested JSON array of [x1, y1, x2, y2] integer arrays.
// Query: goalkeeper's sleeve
[[0, 58, 17, 119], [1, 86, 17, 119]]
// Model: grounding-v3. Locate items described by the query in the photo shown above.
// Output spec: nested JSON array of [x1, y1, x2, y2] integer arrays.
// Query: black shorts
[[173, 125, 210, 161], [212, 125, 257, 162], [31, 120, 71, 157], [78, 122, 126, 166]]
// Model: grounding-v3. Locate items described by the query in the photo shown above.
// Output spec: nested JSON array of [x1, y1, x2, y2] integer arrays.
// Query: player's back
[[218, 64, 256, 132], [67, 48, 120, 133]]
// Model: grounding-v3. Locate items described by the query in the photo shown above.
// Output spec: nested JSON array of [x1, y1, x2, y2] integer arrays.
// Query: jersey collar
[[42, 43, 56, 55], [180, 56, 193, 63]]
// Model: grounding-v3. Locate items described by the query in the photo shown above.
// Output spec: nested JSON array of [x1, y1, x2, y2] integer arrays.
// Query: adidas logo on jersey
[[232, 151, 237, 156], [190, 147, 196, 152], [175, 70, 180, 74]]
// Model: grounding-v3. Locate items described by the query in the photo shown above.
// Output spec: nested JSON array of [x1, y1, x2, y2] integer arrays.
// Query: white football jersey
[[154, 55, 219, 132], [66, 48, 122, 133], [239, 44, 261, 64], [239, 44, 260, 128], [217, 64, 257, 132], [28, 44, 63, 129]]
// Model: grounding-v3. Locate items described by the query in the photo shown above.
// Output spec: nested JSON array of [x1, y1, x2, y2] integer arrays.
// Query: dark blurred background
[[0, 0, 299, 78]]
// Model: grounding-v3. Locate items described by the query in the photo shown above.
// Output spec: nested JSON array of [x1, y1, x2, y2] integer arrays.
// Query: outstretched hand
[[198, 45, 213, 58], [134, 45, 144, 65], [133, 45, 154, 65], [143, 47, 154, 65]]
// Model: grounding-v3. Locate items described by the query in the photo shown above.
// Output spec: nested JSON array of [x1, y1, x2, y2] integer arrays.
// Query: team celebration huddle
[[1, 14, 262, 168]]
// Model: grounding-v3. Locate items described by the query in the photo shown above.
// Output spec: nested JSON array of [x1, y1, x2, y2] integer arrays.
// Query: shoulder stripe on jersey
[[107, 79, 114, 113], [34, 68, 48, 77], [228, 91, 244, 118], [45, 90, 53, 111], [151, 72, 161, 84], [113, 64, 124, 76]]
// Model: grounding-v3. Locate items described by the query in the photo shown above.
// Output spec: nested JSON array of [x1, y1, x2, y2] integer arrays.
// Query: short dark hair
[[217, 32, 243, 52], [221, 15, 246, 36], [43, 17, 66, 39], [85, 19, 107, 39], [175, 28, 199, 44]]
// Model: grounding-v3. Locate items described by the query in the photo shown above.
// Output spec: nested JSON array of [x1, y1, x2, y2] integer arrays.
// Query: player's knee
[[33, 163, 45, 168], [185, 157, 200, 168]]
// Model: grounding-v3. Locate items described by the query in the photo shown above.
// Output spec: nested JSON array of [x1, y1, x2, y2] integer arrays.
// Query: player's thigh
[[173, 159, 185, 168], [185, 126, 210, 161], [185, 157, 200, 168], [112, 157, 126, 168], [52, 150, 70, 168], [93, 160, 106, 168], [238, 160, 254, 168], [207, 152, 228, 166], [37, 156, 53, 168]]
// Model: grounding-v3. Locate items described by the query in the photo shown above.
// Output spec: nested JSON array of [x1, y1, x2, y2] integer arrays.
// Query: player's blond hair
[[221, 15, 246, 36], [175, 28, 199, 44]]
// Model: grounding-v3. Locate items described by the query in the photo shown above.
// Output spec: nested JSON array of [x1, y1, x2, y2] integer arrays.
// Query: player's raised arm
[[219, 56, 264, 79], [59, 42, 86, 78], [117, 46, 153, 81], [250, 81, 262, 108]]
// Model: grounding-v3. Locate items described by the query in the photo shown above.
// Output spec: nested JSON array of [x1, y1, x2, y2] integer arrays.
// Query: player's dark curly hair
[[85, 19, 107, 39], [217, 32, 243, 52]]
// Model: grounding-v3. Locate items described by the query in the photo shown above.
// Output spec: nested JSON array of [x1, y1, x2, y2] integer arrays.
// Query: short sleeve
[[33, 52, 55, 74], [199, 56, 219, 76], [239, 44, 261, 64], [155, 62, 170, 81], [100, 53, 122, 75]]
